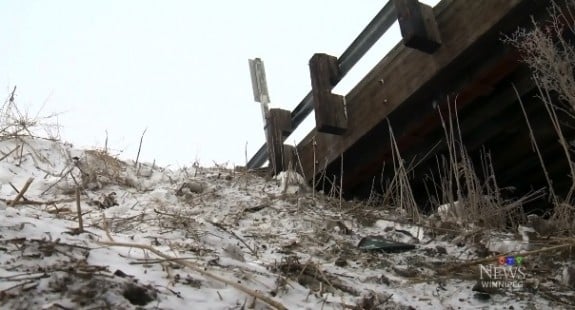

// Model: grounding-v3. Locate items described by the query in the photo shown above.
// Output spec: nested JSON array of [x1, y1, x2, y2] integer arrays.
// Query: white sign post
[[248, 58, 271, 126], [248, 58, 277, 171]]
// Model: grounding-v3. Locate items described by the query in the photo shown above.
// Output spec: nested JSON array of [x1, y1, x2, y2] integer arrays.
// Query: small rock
[[377, 274, 391, 285], [334, 256, 348, 267], [475, 243, 490, 258], [101, 192, 118, 208], [122, 283, 156, 306], [473, 292, 491, 301], [114, 269, 130, 278], [335, 221, 352, 235], [436, 246, 447, 255], [176, 182, 204, 195], [421, 248, 435, 256]]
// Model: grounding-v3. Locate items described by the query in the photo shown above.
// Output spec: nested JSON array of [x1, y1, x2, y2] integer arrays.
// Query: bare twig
[[0, 197, 75, 205], [102, 211, 115, 242], [75, 187, 84, 232], [0, 145, 20, 162], [134, 128, 147, 168], [104, 130, 109, 153], [9, 178, 34, 207], [339, 154, 343, 210], [41, 165, 75, 195], [207, 220, 258, 258], [17, 144, 24, 166], [129, 257, 196, 265], [8, 85, 16, 103], [0, 272, 48, 282], [6, 183, 18, 196], [0, 280, 38, 295], [514, 84, 558, 205], [312, 138, 317, 198], [97, 241, 287, 310]]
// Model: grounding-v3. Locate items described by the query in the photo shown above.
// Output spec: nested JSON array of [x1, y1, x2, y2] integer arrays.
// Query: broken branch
[[97, 241, 287, 310], [0, 145, 21, 162], [75, 187, 84, 232], [207, 220, 258, 258], [9, 178, 34, 207]]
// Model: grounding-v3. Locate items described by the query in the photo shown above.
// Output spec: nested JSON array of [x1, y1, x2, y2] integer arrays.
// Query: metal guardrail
[[247, 1, 399, 169]]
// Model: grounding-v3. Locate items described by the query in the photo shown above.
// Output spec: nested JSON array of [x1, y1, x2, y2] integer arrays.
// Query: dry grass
[[427, 99, 537, 230], [364, 99, 533, 231], [507, 0, 575, 236], [506, 1, 575, 113], [342, 0, 575, 236], [0, 86, 62, 142], [383, 119, 420, 223]]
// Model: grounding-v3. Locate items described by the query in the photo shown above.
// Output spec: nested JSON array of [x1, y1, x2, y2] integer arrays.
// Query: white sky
[[1, 0, 439, 168]]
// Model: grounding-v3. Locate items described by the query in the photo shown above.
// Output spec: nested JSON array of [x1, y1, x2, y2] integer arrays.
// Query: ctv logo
[[479, 256, 527, 289]]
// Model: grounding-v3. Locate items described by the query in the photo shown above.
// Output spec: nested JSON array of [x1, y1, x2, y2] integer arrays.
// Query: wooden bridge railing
[[247, 0, 441, 174]]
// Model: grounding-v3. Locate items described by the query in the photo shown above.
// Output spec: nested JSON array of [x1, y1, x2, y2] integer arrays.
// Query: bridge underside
[[293, 0, 574, 209]]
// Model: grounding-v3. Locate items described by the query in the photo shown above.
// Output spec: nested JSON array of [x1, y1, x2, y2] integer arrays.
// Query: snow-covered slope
[[0, 137, 573, 309]]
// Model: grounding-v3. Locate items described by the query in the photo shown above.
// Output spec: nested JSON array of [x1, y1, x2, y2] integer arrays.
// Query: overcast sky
[[1, 0, 439, 168]]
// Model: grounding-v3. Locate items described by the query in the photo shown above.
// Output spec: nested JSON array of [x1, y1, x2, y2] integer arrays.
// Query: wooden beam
[[338, 48, 529, 194], [296, 0, 535, 185], [309, 53, 347, 135], [393, 0, 441, 53], [269, 109, 293, 137]]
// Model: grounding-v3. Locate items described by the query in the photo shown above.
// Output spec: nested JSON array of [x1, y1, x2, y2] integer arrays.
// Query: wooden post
[[393, 0, 441, 54], [268, 109, 294, 174], [282, 145, 298, 172], [269, 109, 293, 137], [309, 53, 347, 135]]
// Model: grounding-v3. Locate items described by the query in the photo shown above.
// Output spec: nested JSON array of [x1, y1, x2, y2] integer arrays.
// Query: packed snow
[[0, 136, 573, 309]]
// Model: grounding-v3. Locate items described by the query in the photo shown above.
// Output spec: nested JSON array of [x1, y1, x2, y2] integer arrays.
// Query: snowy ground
[[0, 136, 574, 309]]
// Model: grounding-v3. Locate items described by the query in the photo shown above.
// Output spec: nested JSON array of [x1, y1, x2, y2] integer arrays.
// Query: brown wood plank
[[309, 53, 347, 135], [269, 109, 294, 174], [296, 0, 530, 184], [341, 49, 524, 194], [393, 0, 441, 53], [269, 109, 293, 137]]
